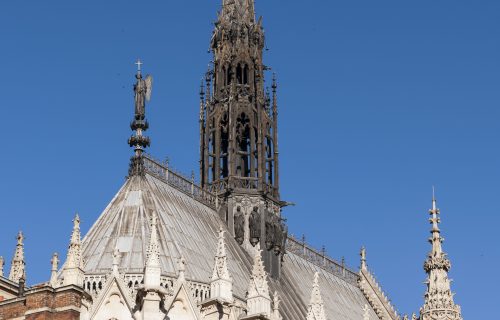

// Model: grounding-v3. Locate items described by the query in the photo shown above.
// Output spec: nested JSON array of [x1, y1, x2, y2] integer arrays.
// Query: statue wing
[[145, 75, 153, 101]]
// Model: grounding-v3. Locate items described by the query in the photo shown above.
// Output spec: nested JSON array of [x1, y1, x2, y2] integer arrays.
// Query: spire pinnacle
[[63, 214, 84, 286], [210, 228, 233, 302], [50, 252, 59, 287], [360, 246, 367, 270], [247, 248, 271, 316], [420, 190, 462, 320], [144, 212, 161, 288], [128, 61, 153, 176], [9, 231, 25, 283], [306, 272, 327, 320]]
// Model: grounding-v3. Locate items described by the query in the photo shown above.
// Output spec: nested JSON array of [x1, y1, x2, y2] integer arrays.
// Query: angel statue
[[134, 72, 153, 120]]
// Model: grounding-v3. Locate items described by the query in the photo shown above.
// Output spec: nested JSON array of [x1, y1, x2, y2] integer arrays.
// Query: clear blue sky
[[1, 1, 498, 318]]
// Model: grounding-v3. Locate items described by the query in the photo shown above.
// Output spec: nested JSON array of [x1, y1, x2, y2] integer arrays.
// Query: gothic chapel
[[0, 1, 463, 320]]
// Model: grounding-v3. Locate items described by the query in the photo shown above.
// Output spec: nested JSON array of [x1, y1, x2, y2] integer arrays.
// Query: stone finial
[[306, 272, 326, 320], [112, 248, 122, 274], [247, 248, 271, 317], [420, 191, 462, 320], [412, 313, 418, 320], [177, 256, 187, 282], [144, 213, 161, 288], [271, 291, 283, 320], [63, 214, 84, 286], [363, 304, 371, 320], [50, 253, 59, 287], [9, 231, 26, 283], [210, 227, 233, 302], [0, 256, 4, 277], [360, 246, 367, 270]]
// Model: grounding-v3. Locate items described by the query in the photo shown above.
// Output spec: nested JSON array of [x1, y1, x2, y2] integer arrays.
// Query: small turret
[[9, 231, 26, 283]]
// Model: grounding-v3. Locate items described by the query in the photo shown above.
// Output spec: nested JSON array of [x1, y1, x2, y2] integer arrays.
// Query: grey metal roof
[[81, 173, 378, 319]]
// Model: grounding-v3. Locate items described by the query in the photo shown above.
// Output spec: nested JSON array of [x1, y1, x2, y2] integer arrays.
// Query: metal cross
[[135, 59, 143, 72]]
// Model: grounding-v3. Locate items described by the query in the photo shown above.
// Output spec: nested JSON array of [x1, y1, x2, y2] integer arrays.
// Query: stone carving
[[234, 206, 245, 245], [9, 231, 25, 283], [249, 206, 261, 246], [420, 195, 462, 320], [133, 64, 153, 121]]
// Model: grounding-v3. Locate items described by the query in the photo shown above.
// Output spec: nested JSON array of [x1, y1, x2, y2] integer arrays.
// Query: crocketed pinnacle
[[212, 228, 231, 280], [246, 248, 271, 316], [144, 213, 162, 289], [306, 272, 326, 320], [248, 248, 270, 299], [9, 231, 25, 283], [66, 214, 83, 269], [420, 191, 462, 320], [145, 213, 161, 268], [210, 228, 233, 301]]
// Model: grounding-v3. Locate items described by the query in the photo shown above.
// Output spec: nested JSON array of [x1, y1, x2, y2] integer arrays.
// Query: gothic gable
[[90, 274, 134, 320], [164, 281, 202, 320]]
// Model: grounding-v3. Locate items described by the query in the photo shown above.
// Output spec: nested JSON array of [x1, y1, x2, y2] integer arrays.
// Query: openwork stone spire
[[306, 272, 326, 320], [9, 231, 25, 283], [144, 213, 161, 288], [128, 60, 153, 177], [420, 192, 462, 320], [247, 248, 271, 317], [210, 228, 233, 302], [50, 252, 59, 287], [63, 214, 84, 286]]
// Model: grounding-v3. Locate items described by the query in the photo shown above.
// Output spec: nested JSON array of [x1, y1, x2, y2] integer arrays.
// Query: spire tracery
[[420, 191, 462, 320]]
